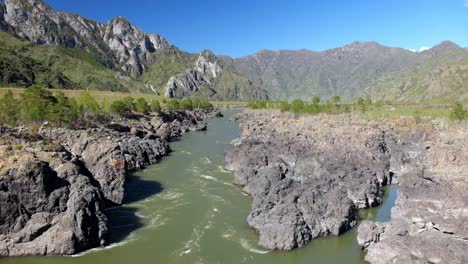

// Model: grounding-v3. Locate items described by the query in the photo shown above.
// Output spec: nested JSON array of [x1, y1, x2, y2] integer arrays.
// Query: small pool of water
[[1, 109, 398, 264]]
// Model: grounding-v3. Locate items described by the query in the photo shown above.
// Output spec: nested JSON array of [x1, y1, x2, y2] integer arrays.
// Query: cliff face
[[0, 109, 219, 256]]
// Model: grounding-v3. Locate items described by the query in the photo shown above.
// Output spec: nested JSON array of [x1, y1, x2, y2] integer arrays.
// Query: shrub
[[20, 85, 57, 123], [449, 101, 467, 120], [47, 92, 80, 126], [77, 91, 100, 113], [330, 96, 341, 104], [165, 99, 181, 110], [290, 99, 305, 114], [151, 99, 161, 112], [110, 98, 135, 116], [135, 98, 150, 114], [0, 90, 20, 125], [312, 96, 320, 105], [180, 98, 194, 110], [279, 100, 290, 112]]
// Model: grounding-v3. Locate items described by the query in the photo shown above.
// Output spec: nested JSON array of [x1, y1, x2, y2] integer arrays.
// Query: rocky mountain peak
[[195, 50, 222, 78], [0, 0, 176, 76]]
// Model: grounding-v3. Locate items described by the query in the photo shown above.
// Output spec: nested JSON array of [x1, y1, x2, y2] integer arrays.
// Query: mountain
[[225, 41, 468, 102], [0, 0, 267, 100], [0, 0, 466, 102], [366, 41, 468, 102]]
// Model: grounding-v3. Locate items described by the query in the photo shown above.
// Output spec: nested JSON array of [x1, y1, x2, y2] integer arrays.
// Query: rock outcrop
[[0, 109, 219, 256], [224, 109, 395, 250], [357, 119, 468, 264], [0, 0, 175, 76], [0, 131, 108, 256], [164, 50, 222, 98], [225, 109, 468, 262]]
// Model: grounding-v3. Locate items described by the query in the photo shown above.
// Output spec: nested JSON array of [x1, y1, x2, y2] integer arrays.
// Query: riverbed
[[1, 109, 397, 264]]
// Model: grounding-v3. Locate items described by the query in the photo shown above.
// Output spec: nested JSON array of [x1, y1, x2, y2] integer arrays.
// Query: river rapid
[[1, 109, 397, 264]]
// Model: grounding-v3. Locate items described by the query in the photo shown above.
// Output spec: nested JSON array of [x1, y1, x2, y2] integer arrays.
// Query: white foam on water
[[217, 165, 230, 174], [200, 174, 217, 181], [180, 150, 192, 155], [202, 157, 212, 164], [200, 174, 233, 187], [70, 233, 136, 257], [222, 225, 236, 240], [158, 191, 184, 200], [135, 212, 146, 218], [148, 214, 168, 230], [240, 238, 270, 254]]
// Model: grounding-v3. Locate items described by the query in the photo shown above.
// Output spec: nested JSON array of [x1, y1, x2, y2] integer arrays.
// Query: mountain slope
[[226, 41, 468, 102], [227, 42, 424, 100], [366, 41, 468, 102], [0, 0, 268, 100]]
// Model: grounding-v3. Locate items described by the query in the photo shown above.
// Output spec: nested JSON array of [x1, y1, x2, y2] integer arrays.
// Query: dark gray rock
[[225, 110, 393, 250]]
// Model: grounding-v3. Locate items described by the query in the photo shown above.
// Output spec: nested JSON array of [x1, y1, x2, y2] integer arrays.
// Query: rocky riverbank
[[357, 119, 468, 264], [0, 109, 220, 256], [224, 109, 467, 262]]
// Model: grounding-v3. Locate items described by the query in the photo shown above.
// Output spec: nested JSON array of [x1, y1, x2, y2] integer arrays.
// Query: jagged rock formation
[[357, 119, 468, 264], [0, 109, 220, 256], [164, 50, 221, 98], [0, 0, 175, 76], [225, 109, 468, 262], [224, 109, 396, 250], [0, 130, 108, 256], [164, 50, 269, 101], [0, 0, 268, 100]]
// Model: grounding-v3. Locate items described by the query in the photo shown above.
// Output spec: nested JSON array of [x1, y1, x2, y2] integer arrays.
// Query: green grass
[[0, 87, 246, 107], [364, 105, 452, 119]]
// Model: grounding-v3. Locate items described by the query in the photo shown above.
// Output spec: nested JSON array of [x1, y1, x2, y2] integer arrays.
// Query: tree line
[[0, 85, 213, 127], [247, 96, 370, 115], [247, 96, 467, 120]]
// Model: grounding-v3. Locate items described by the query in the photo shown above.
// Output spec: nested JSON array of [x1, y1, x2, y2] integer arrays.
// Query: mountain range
[[0, 0, 467, 102]]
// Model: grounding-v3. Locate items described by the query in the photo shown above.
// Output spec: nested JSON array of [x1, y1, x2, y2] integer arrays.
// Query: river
[[1, 109, 397, 264]]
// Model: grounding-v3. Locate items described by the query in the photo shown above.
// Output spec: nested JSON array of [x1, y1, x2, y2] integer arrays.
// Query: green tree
[[290, 99, 305, 114], [20, 85, 57, 123], [150, 99, 161, 112], [357, 97, 368, 113], [331, 96, 341, 104], [180, 98, 194, 110], [135, 98, 150, 114], [47, 92, 79, 126], [165, 99, 181, 110], [312, 96, 320, 105], [449, 101, 467, 120], [121, 96, 136, 112], [0, 90, 20, 125], [279, 100, 290, 112], [77, 91, 100, 113]]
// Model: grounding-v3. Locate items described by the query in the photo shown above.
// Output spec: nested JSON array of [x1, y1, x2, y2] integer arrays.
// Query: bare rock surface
[[225, 109, 396, 250], [0, 109, 218, 256], [358, 119, 468, 264], [225, 109, 468, 263]]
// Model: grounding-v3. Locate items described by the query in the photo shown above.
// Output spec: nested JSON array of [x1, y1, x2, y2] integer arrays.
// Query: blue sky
[[46, 0, 468, 57]]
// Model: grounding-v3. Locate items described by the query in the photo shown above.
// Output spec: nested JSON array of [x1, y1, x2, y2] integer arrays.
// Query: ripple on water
[[240, 238, 270, 254], [175, 208, 219, 257], [70, 232, 136, 257]]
